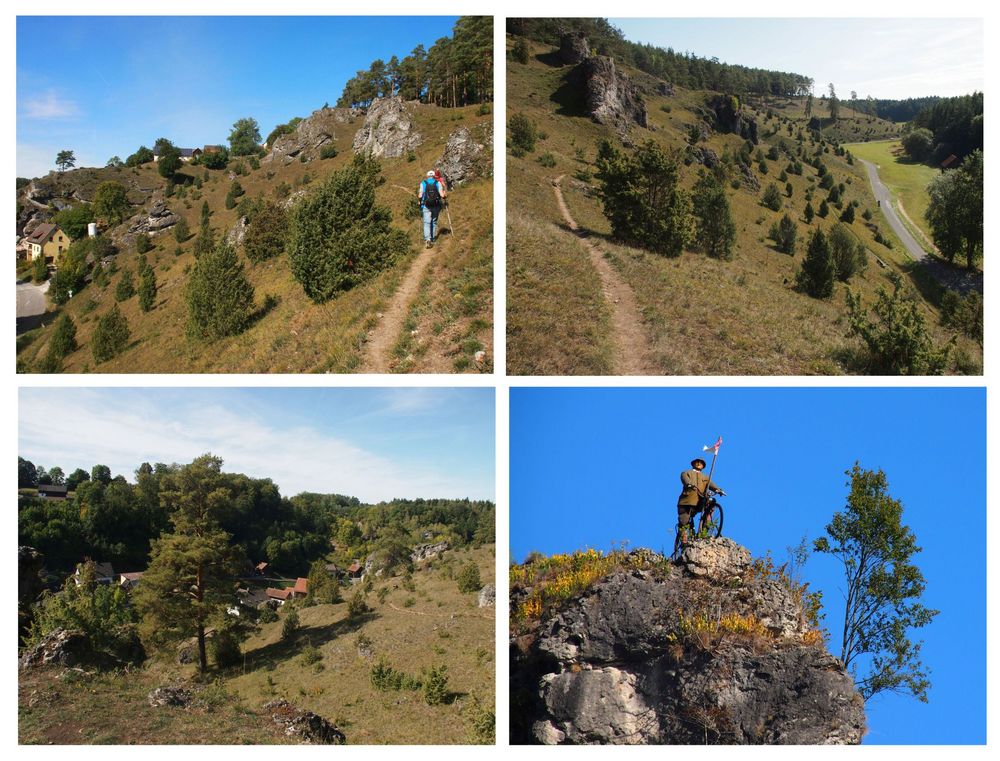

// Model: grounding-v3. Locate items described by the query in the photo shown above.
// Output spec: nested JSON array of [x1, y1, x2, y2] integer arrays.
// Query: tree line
[[18, 454, 494, 579], [338, 16, 492, 108], [507, 17, 813, 97]]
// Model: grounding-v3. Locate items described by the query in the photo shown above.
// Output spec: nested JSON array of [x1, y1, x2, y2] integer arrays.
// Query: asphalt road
[[16, 280, 49, 335], [859, 158, 982, 295]]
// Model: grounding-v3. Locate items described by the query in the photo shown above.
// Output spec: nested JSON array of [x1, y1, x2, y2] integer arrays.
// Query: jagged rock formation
[[478, 584, 496, 608], [264, 700, 347, 744], [19, 629, 91, 671], [128, 199, 179, 236], [686, 146, 720, 170], [18, 546, 45, 644], [559, 32, 590, 65], [510, 539, 865, 745], [437, 123, 493, 185], [571, 57, 647, 137], [226, 215, 249, 247], [352, 96, 422, 158], [264, 106, 360, 165], [657, 82, 676, 97], [711, 95, 759, 145], [148, 686, 194, 707], [411, 541, 450, 564]]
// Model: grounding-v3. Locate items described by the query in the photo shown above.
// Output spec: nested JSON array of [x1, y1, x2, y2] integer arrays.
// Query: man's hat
[[426, 170, 436, 177], [691, 458, 707, 468]]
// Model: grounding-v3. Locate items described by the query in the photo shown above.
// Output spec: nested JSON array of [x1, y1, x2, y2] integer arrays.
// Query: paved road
[[859, 158, 982, 295], [16, 280, 50, 335]]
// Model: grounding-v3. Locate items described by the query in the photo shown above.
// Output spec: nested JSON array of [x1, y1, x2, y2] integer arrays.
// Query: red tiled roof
[[293, 577, 308, 595], [266, 587, 292, 600], [120, 572, 144, 582], [347, 562, 362, 574], [941, 154, 959, 169]]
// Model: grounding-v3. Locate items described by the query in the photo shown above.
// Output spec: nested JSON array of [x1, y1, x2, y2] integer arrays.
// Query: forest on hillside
[[338, 16, 493, 108], [17, 454, 495, 579], [507, 17, 813, 97]]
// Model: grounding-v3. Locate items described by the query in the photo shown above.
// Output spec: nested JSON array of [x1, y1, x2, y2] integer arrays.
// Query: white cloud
[[20, 89, 79, 119], [18, 390, 491, 503]]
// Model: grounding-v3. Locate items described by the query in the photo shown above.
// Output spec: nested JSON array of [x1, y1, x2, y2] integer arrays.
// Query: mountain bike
[[671, 491, 725, 560]]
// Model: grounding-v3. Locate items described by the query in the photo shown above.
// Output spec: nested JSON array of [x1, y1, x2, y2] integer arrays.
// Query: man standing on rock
[[677, 457, 725, 544], [418, 169, 446, 249]]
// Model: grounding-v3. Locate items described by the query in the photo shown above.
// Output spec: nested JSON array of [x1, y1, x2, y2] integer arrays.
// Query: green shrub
[[456, 561, 481, 593], [243, 201, 288, 263], [288, 153, 408, 303], [185, 240, 255, 340], [423, 664, 449, 705], [769, 214, 798, 255], [508, 113, 537, 154], [537, 152, 556, 168], [135, 233, 153, 254], [48, 314, 77, 357], [347, 589, 368, 618], [114, 270, 135, 302], [138, 265, 157, 312], [91, 303, 130, 363], [320, 144, 338, 160], [174, 217, 190, 243], [511, 37, 529, 64], [796, 228, 836, 298], [281, 607, 300, 640], [761, 183, 783, 211]]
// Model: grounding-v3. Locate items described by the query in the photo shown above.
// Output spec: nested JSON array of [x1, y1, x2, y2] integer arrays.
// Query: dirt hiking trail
[[552, 175, 658, 375]]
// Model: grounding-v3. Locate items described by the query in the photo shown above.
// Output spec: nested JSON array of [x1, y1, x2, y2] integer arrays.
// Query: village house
[[152, 146, 202, 163], [36, 483, 68, 500], [254, 561, 270, 576], [324, 562, 343, 578], [74, 561, 115, 586], [265, 587, 293, 605], [118, 571, 144, 591], [346, 561, 363, 580], [25, 223, 69, 264], [292, 577, 308, 598]]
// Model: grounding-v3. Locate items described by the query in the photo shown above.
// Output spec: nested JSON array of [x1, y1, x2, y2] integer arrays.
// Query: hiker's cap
[[426, 170, 435, 177], [691, 458, 707, 468]]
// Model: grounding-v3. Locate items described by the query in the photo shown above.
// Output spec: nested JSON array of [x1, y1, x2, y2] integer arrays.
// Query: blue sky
[[19, 387, 495, 503], [610, 18, 983, 101], [16, 16, 460, 178], [510, 387, 985, 744]]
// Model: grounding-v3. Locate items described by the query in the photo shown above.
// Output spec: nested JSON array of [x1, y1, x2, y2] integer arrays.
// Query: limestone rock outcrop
[[510, 539, 866, 745], [559, 32, 590, 65], [437, 123, 493, 185], [571, 57, 647, 136], [352, 97, 422, 158], [264, 106, 360, 165]]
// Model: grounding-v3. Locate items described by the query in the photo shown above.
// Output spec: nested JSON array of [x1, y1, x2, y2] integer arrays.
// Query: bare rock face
[[437, 123, 493, 185], [559, 32, 590, 65], [19, 629, 90, 671], [128, 199, 178, 236], [712, 94, 759, 145], [738, 161, 761, 193], [572, 57, 647, 137], [478, 584, 496, 608], [657, 81, 676, 97], [352, 97, 422, 158], [227, 216, 249, 247], [411, 541, 450, 564], [264, 106, 359, 165], [510, 540, 866, 745], [148, 686, 194, 708], [264, 700, 346, 744]]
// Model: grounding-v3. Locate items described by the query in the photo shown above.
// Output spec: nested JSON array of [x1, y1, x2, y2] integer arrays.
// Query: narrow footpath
[[552, 175, 658, 375]]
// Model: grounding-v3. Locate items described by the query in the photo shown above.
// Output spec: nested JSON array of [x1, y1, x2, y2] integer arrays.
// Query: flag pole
[[703, 436, 721, 500]]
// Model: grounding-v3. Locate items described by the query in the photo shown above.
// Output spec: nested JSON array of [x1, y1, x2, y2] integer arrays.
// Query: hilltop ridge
[[509, 539, 866, 744]]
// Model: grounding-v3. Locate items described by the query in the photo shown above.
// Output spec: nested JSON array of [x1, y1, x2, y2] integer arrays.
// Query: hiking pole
[[445, 199, 455, 237]]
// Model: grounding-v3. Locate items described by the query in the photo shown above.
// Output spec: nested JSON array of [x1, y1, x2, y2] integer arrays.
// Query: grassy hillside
[[17, 104, 492, 374], [506, 37, 979, 375], [19, 544, 495, 745]]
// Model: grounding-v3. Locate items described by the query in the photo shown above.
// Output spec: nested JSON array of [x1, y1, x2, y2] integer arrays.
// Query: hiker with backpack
[[419, 170, 447, 248]]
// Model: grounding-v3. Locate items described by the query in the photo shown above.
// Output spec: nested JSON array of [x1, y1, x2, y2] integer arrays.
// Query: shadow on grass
[[241, 612, 378, 672], [551, 74, 588, 119], [248, 294, 281, 328], [534, 51, 564, 68]]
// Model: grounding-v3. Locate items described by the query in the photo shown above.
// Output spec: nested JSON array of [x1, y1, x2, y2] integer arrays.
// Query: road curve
[[858, 158, 982, 295], [857, 158, 928, 262]]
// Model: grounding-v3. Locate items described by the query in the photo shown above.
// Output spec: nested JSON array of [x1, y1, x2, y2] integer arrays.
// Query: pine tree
[[138, 264, 157, 312], [91, 303, 130, 363], [174, 217, 190, 243], [186, 241, 256, 339], [761, 183, 783, 211], [114, 270, 136, 302], [796, 227, 836, 298], [769, 213, 798, 255], [288, 153, 409, 302], [194, 201, 216, 258], [692, 173, 736, 260], [48, 314, 78, 357], [133, 455, 245, 674], [306, 561, 342, 605], [818, 199, 830, 218], [804, 201, 815, 223], [595, 140, 692, 258]]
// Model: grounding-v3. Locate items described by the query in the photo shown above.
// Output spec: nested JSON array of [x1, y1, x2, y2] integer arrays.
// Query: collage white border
[[4, 0, 995, 756]]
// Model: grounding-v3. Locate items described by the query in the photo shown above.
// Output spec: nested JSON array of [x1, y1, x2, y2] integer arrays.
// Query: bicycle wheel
[[711, 505, 724, 538], [672, 524, 684, 559]]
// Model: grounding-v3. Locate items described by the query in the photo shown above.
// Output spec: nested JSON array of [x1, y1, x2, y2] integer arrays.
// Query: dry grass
[[19, 104, 492, 373], [19, 545, 495, 745], [505, 36, 979, 375]]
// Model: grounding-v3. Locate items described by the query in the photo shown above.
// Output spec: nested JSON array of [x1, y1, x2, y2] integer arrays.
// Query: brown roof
[[347, 562, 362, 574], [941, 154, 959, 169], [26, 223, 57, 244], [120, 572, 144, 582], [255, 562, 269, 571], [293, 577, 308, 595], [266, 587, 292, 600]]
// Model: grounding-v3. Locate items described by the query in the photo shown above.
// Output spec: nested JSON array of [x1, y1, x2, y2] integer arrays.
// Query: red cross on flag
[[703, 436, 723, 455]]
